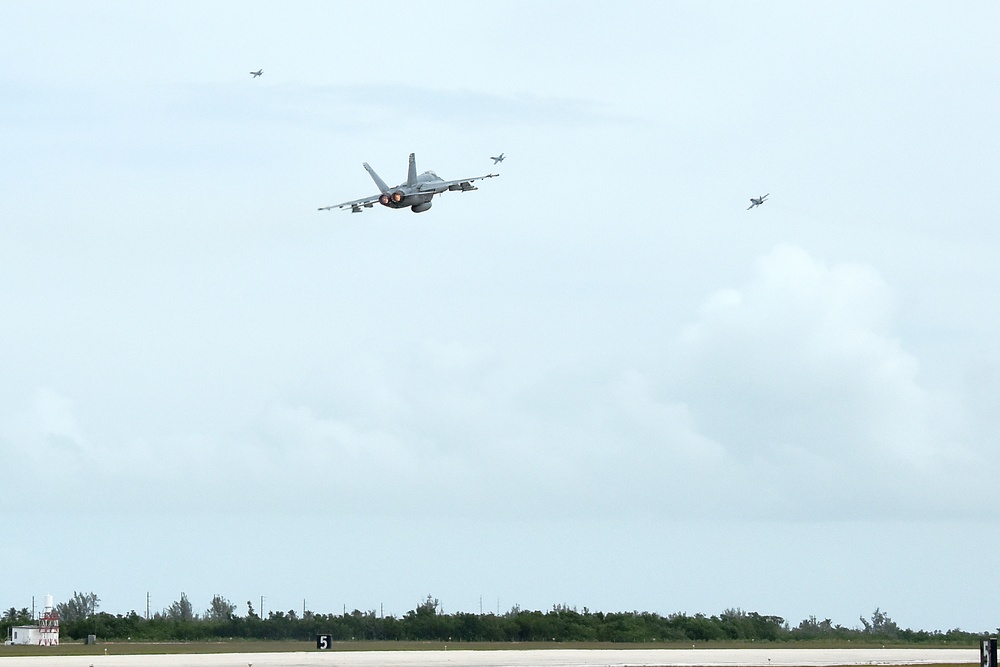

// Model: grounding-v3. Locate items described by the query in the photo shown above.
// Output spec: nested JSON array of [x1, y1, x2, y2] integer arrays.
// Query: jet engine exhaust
[[379, 191, 405, 206]]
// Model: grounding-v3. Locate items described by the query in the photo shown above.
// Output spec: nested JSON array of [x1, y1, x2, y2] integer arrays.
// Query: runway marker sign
[[982, 637, 997, 667]]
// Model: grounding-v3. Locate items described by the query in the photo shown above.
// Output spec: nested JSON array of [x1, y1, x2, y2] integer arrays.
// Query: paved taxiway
[[0, 648, 979, 667]]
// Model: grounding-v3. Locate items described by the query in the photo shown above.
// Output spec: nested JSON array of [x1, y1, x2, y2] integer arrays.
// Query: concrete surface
[[0, 647, 980, 667]]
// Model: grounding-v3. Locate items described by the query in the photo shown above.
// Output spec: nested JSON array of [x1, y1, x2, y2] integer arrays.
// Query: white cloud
[[0, 245, 985, 524], [0, 386, 90, 462], [661, 244, 980, 518], [30, 387, 89, 449]]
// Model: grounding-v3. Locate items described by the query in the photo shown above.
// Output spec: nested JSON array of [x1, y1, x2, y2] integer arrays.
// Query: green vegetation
[[2, 595, 990, 646], [55, 592, 99, 623]]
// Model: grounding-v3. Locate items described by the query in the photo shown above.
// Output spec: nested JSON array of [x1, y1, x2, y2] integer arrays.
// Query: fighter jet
[[747, 193, 769, 210], [250, 69, 263, 78], [490, 153, 505, 164], [318, 153, 499, 214]]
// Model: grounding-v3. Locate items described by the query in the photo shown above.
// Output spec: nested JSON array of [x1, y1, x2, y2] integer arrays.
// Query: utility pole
[[260, 596, 265, 619], [146, 592, 150, 620]]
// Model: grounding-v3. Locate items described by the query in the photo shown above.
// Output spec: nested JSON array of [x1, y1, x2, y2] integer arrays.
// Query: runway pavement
[[0, 647, 980, 667]]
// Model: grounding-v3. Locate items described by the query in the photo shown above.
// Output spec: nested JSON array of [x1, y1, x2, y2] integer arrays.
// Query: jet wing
[[318, 193, 380, 213], [417, 172, 499, 195]]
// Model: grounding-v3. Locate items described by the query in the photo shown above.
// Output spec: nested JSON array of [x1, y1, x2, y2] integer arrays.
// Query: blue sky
[[2, 1, 1000, 632]]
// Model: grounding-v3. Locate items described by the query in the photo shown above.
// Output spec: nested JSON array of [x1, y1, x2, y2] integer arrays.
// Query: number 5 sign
[[982, 637, 998, 667], [317, 634, 333, 650]]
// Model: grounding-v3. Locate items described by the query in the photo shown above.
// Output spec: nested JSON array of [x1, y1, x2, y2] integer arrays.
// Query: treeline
[[4, 596, 986, 644]]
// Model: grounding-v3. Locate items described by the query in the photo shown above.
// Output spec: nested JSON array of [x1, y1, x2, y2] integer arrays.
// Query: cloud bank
[[1, 245, 991, 522]]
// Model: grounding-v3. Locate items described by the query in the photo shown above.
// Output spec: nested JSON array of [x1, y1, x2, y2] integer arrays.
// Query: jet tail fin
[[406, 153, 417, 187], [363, 162, 391, 194]]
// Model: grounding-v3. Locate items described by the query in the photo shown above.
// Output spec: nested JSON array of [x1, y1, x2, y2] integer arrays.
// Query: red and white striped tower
[[37, 594, 59, 646]]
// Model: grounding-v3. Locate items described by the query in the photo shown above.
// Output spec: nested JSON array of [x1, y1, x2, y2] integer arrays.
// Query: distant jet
[[490, 153, 505, 164], [747, 193, 769, 209], [250, 69, 263, 78], [318, 153, 499, 214]]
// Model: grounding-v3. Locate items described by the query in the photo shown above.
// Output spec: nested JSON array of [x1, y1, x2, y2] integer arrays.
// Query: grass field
[[0, 639, 981, 659]]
